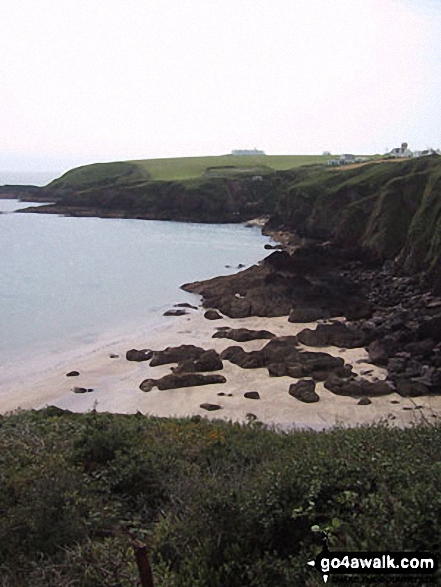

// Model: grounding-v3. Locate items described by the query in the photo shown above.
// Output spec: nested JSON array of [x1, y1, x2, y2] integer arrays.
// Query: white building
[[231, 149, 265, 156], [387, 143, 412, 158]]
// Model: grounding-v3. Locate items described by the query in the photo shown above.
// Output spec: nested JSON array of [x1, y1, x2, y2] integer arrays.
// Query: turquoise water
[[0, 200, 270, 364]]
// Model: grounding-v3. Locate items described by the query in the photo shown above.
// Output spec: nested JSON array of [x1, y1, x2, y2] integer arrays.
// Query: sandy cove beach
[[1, 308, 440, 429]]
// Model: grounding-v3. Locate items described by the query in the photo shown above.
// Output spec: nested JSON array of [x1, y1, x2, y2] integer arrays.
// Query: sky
[[1, 0, 440, 173]]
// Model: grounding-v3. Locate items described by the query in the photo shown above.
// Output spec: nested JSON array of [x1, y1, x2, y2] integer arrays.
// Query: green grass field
[[49, 154, 331, 189]]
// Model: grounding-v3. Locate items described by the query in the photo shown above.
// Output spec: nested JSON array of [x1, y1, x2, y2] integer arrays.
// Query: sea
[[0, 173, 272, 373]]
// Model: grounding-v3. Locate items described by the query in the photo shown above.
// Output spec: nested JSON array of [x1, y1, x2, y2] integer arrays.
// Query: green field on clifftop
[[49, 154, 330, 189]]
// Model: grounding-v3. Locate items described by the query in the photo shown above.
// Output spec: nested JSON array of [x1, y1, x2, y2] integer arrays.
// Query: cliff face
[[268, 157, 441, 286]]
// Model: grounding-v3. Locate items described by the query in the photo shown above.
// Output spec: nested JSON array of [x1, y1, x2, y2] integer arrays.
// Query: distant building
[[340, 154, 356, 164], [413, 148, 439, 158], [387, 143, 412, 158], [231, 148, 265, 156]]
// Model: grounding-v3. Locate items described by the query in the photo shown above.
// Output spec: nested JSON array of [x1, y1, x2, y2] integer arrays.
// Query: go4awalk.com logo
[[307, 537, 438, 583]]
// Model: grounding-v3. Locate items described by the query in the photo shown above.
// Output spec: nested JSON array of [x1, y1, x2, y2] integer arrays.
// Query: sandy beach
[[2, 306, 440, 429]]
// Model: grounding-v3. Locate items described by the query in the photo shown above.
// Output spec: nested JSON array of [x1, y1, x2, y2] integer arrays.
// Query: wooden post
[[133, 540, 154, 587]]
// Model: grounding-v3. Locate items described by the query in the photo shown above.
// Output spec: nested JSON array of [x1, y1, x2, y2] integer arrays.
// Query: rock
[[126, 349, 153, 362], [324, 375, 393, 397], [237, 263, 245, 268], [220, 346, 266, 369], [200, 403, 222, 411], [140, 373, 226, 392], [289, 307, 329, 323], [150, 345, 206, 367], [172, 350, 223, 373], [109, 354, 119, 359], [358, 397, 372, 405], [395, 378, 430, 397], [217, 392, 226, 396], [66, 371, 80, 377], [72, 387, 88, 393], [204, 309, 223, 320], [367, 340, 389, 366], [289, 380, 319, 403], [244, 391, 260, 400], [212, 328, 275, 342], [174, 302, 198, 309], [296, 322, 368, 348], [267, 363, 288, 377], [163, 309, 188, 316], [418, 315, 441, 342]]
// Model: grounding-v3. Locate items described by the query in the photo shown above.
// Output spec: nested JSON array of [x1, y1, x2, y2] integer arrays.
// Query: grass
[[1, 409, 440, 586], [49, 155, 331, 189]]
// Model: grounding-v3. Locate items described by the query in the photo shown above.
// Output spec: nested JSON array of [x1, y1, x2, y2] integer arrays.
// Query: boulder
[[72, 387, 88, 394], [200, 403, 222, 411], [150, 345, 206, 367], [204, 310, 223, 320], [126, 349, 153, 362], [163, 309, 188, 316], [296, 322, 368, 348], [367, 340, 389, 366], [140, 373, 226, 392], [212, 328, 275, 342], [172, 350, 223, 373], [174, 302, 198, 309], [66, 371, 80, 377], [289, 307, 329, 323], [324, 374, 393, 397], [289, 380, 319, 403], [358, 397, 372, 405], [244, 391, 260, 400]]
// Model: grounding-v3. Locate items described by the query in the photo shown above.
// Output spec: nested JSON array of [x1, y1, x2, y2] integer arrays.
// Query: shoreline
[[2, 307, 440, 429]]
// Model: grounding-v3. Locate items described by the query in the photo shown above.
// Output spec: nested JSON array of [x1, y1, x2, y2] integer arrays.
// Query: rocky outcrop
[[204, 310, 223, 320], [220, 336, 351, 381], [149, 345, 206, 367], [183, 247, 371, 320], [140, 373, 226, 391], [171, 350, 223, 373], [126, 349, 153, 362], [212, 327, 275, 342], [324, 375, 393, 397], [296, 322, 370, 348], [289, 380, 319, 403], [163, 309, 188, 316]]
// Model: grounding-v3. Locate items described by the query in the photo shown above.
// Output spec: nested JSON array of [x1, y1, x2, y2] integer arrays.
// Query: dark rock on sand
[[289, 380, 319, 403], [324, 374, 393, 397], [66, 371, 80, 377], [296, 322, 369, 348], [140, 373, 226, 391], [221, 336, 350, 381], [204, 309, 223, 320], [200, 403, 222, 411], [126, 349, 153, 362], [358, 397, 372, 405], [244, 391, 260, 400], [174, 302, 198, 309], [163, 309, 188, 316], [150, 345, 206, 367], [212, 327, 275, 342], [172, 350, 223, 373], [72, 387, 88, 393]]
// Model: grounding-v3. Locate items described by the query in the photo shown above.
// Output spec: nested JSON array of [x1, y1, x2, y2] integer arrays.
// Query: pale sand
[[1, 310, 440, 429]]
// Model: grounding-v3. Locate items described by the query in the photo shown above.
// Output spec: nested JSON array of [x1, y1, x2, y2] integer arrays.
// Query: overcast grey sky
[[1, 0, 440, 172]]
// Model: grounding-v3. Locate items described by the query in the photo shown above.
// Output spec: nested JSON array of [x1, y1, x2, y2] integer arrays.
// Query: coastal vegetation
[[1, 409, 440, 586]]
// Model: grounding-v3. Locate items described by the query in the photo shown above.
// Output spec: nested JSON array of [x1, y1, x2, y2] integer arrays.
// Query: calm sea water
[[0, 200, 270, 365]]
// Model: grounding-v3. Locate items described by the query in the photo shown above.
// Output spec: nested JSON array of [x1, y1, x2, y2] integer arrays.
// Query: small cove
[[0, 200, 271, 373]]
